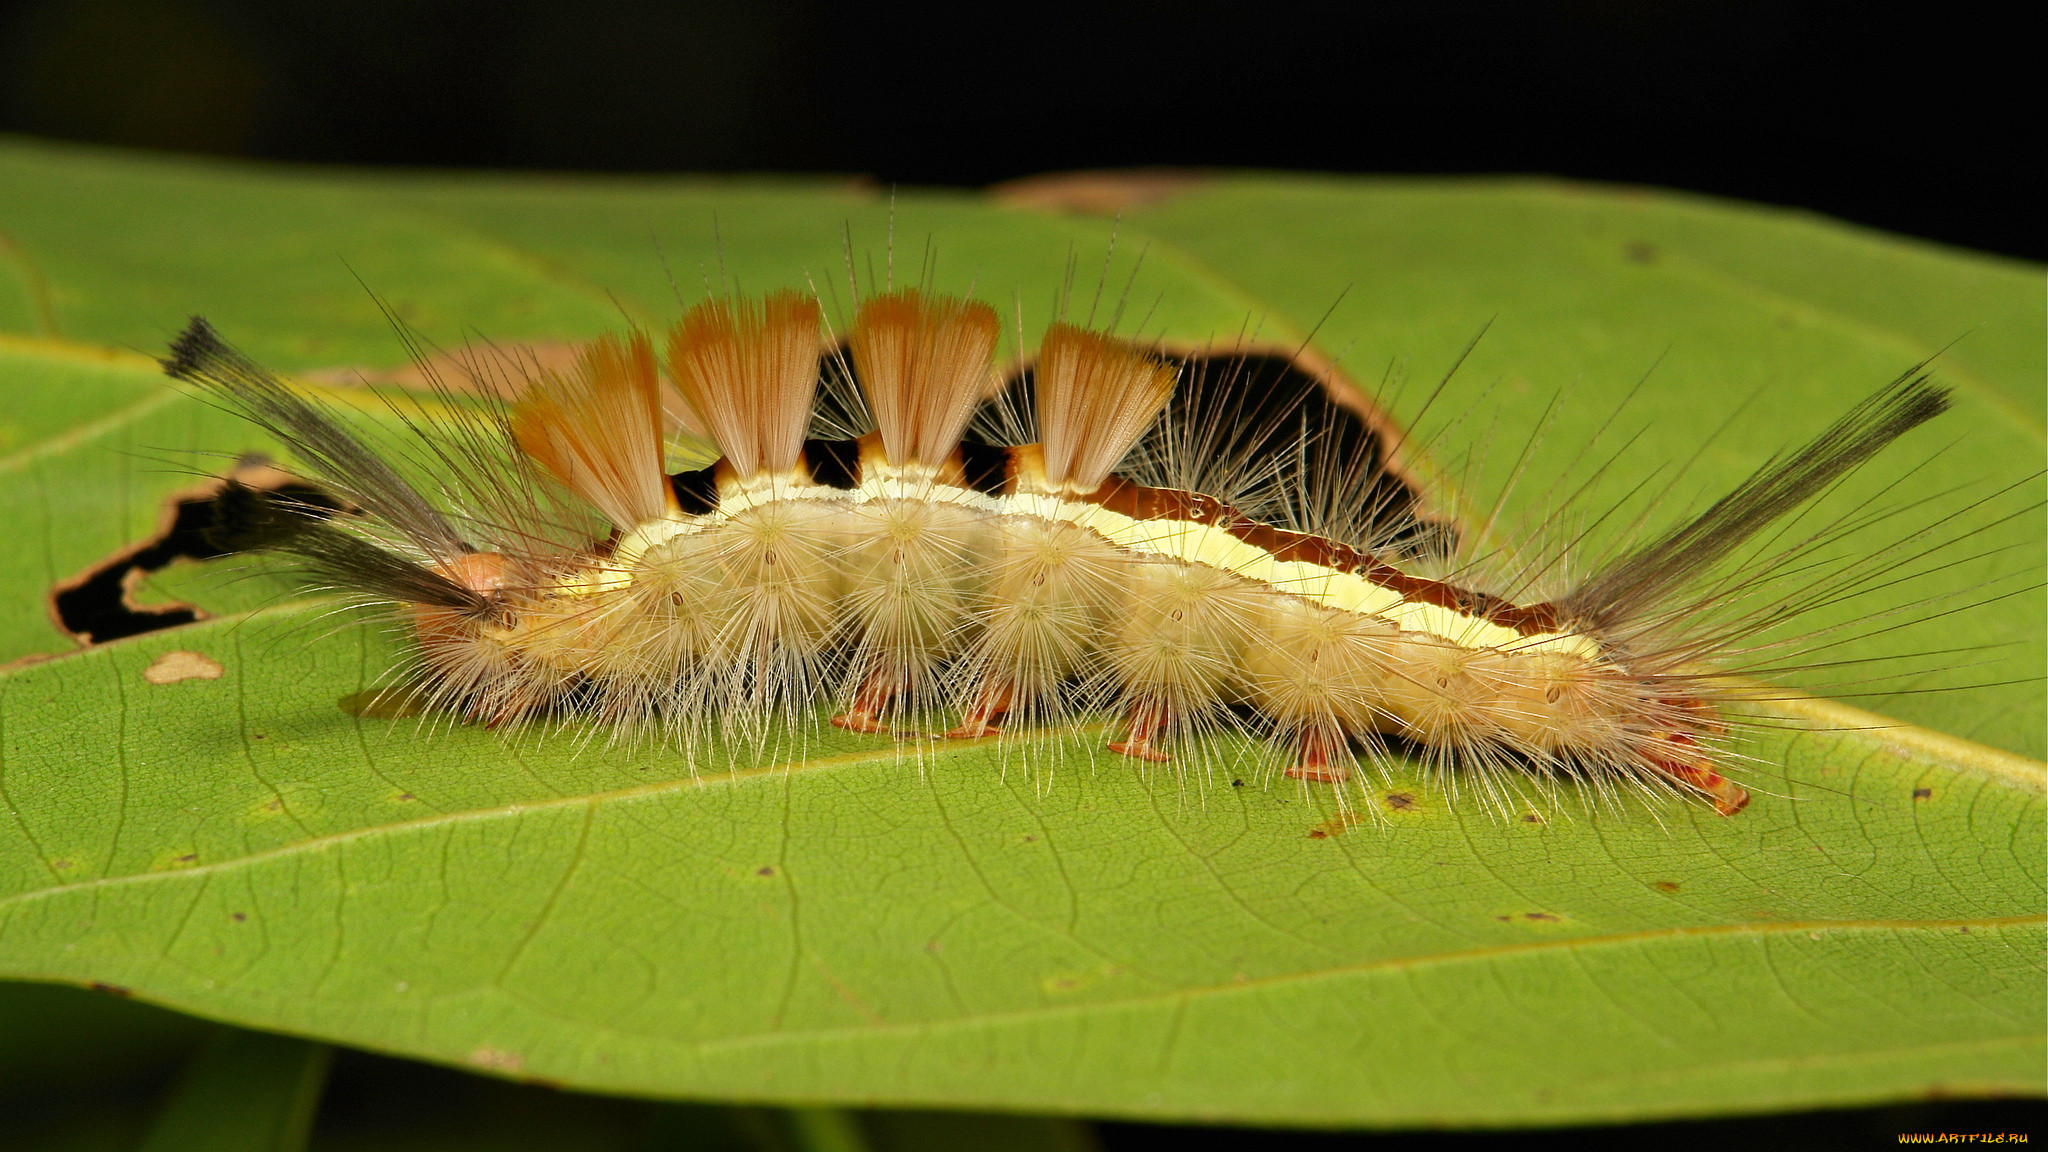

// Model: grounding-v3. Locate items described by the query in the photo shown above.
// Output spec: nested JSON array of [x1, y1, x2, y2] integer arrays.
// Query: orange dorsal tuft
[[850, 290, 999, 470], [667, 291, 823, 481], [1032, 324, 1178, 493], [512, 331, 670, 528]]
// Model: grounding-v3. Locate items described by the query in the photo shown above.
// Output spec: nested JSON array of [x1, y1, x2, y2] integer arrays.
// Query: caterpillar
[[161, 279, 1957, 818]]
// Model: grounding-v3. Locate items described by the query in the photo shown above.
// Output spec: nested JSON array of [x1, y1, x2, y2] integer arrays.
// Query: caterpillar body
[[163, 283, 1954, 818]]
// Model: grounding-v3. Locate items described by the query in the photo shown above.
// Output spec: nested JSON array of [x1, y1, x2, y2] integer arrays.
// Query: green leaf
[[0, 140, 2041, 1129], [138, 1027, 330, 1152]]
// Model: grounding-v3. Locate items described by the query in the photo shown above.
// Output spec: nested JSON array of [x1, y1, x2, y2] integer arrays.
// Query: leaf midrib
[[9, 824, 2034, 1051], [663, 913, 2042, 1056], [246, 913, 2035, 1062], [8, 711, 2039, 1019], [0, 738, 993, 907]]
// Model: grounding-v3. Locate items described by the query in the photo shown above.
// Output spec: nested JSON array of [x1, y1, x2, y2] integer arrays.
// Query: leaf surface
[[0, 141, 2040, 1127]]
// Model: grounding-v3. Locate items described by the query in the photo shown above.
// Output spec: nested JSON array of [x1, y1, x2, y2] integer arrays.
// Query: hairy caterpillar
[[161, 279, 1959, 818]]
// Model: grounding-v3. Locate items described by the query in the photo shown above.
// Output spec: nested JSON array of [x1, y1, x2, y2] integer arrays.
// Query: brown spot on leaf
[[468, 1046, 524, 1073], [231, 912, 247, 922], [173, 853, 197, 864], [87, 982, 131, 997], [989, 168, 1211, 215], [1654, 881, 1681, 894], [1522, 812, 1544, 824], [142, 650, 224, 685], [1625, 240, 1658, 264], [756, 866, 775, 877], [1309, 809, 1369, 839], [1383, 792, 1418, 811], [1912, 787, 1933, 800], [1523, 912, 1560, 922]]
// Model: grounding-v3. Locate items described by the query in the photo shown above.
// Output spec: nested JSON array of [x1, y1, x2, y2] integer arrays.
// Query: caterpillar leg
[[1641, 695, 1746, 815], [944, 679, 1012, 739], [1107, 698, 1172, 763], [832, 669, 896, 734], [1282, 725, 1349, 784], [1662, 693, 1728, 739], [1650, 734, 1749, 815]]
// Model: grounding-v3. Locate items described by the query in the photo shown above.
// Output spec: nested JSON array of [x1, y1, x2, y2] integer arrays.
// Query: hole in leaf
[[50, 457, 343, 645]]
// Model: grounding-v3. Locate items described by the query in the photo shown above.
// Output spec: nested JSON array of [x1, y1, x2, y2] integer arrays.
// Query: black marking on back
[[670, 466, 719, 514], [957, 440, 1010, 495], [808, 340, 870, 440], [967, 367, 1036, 447], [802, 438, 861, 490]]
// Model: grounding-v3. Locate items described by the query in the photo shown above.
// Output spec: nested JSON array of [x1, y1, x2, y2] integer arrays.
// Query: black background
[[0, 0, 2036, 259], [0, 1, 2038, 1147]]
